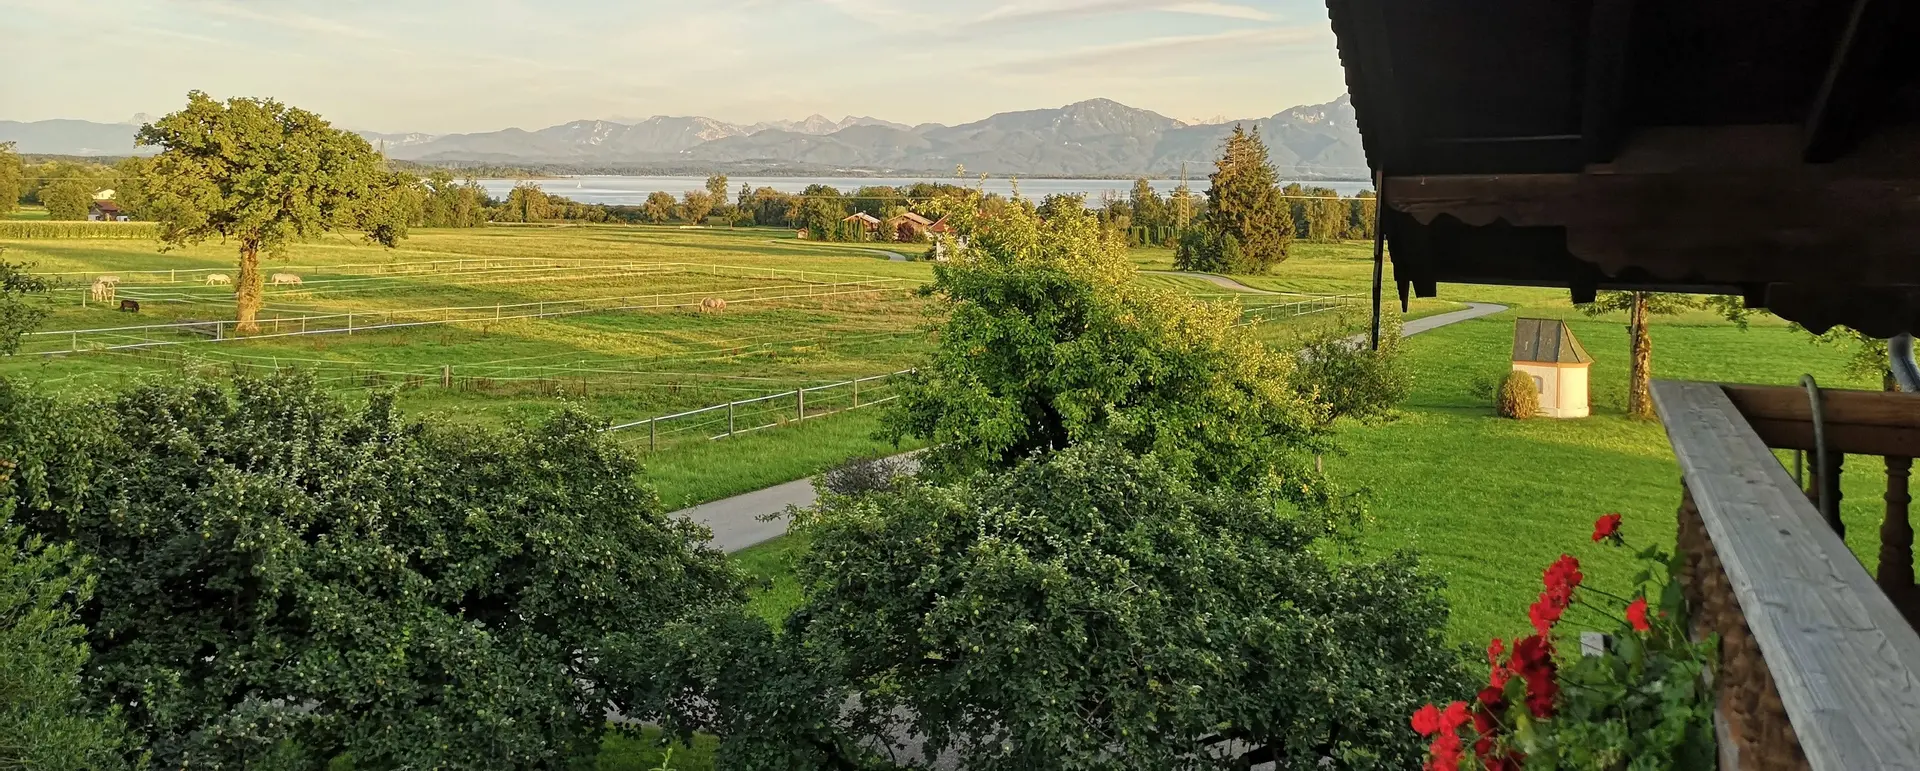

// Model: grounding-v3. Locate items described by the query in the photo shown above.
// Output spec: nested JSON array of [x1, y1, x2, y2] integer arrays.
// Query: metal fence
[[606, 369, 915, 451], [1237, 293, 1364, 324], [27, 273, 910, 355]]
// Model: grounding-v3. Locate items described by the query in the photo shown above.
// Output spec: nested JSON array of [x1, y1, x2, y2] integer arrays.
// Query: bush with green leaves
[[0, 373, 745, 769], [885, 199, 1346, 522], [0, 521, 135, 771], [766, 444, 1466, 770], [1293, 311, 1410, 424]]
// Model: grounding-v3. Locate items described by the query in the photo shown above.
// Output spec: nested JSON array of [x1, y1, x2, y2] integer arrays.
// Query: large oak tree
[[136, 91, 419, 334]]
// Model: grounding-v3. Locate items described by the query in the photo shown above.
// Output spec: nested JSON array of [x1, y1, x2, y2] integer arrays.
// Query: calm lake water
[[475, 176, 1371, 205]]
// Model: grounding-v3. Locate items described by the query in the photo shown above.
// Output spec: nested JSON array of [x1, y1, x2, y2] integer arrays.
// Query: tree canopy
[[39, 178, 92, 221], [135, 91, 420, 333], [885, 199, 1345, 518], [1177, 126, 1292, 273], [0, 373, 744, 769], [0, 143, 21, 215], [775, 444, 1465, 770]]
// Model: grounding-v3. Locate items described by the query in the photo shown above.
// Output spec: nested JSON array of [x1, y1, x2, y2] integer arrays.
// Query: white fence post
[[798, 388, 806, 419], [727, 401, 736, 435], [650, 418, 657, 451]]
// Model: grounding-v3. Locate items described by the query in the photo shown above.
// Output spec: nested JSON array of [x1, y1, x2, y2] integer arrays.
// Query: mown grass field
[[0, 224, 1339, 511]]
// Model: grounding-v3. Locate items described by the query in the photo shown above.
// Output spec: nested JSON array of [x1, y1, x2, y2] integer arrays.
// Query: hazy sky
[[2, 0, 1348, 134]]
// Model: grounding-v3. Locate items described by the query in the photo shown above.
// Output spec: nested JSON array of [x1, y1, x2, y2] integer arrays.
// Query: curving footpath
[[1143, 270, 1281, 294], [673, 300, 1508, 553]]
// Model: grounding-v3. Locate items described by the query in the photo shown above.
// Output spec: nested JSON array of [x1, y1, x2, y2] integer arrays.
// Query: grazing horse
[[699, 297, 728, 313], [269, 273, 303, 286], [118, 299, 140, 313], [89, 281, 115, 303], [204, 273, 233, 286]]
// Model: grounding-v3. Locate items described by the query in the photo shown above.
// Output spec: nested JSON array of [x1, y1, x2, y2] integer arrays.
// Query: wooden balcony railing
[[1653, 380, 1920, 771]]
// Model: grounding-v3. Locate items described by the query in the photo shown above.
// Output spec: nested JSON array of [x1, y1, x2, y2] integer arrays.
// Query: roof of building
[[843, 212, 881, 224], [92, 200, 123, 213], [928, 215, 952, 233], [1325, 0, 1920, 335], [1512, 318, 1591, 364], [887, 212, 933, 226]]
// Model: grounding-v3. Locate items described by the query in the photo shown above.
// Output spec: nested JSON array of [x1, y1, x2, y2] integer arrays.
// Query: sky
[[1, 0, 1348, 134]]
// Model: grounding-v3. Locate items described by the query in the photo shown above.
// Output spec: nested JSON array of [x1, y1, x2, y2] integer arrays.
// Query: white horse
[[89, 281, 115, 303], [699, 297, 728, 313], [96, 275, 121, 286], [269, 273, 303, 286], [204, 273, 232, 286]]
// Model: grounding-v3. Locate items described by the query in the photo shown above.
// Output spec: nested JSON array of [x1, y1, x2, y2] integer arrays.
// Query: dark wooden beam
[[1329, 0, 1409, 172], [1805, 0, 1898, 162], [1580, 0, 1634, 163], [1724, 385, 1920, 458]]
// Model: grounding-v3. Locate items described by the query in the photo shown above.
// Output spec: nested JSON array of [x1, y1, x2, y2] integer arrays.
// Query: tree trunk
[[1628, 291, 1654, 420], [235, 241, 263, 335]]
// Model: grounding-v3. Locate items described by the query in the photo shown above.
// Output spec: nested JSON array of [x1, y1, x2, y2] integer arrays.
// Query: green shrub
[[0, 522, 134, 771], [775, 444, 1467, 770], [0, 373, 745, 769], [1496, 369, 1541, 419], [1293, 311, 1410, 424]]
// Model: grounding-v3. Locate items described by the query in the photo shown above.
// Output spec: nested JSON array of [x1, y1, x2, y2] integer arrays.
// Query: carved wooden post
[[1883, 457, 1917, 621]]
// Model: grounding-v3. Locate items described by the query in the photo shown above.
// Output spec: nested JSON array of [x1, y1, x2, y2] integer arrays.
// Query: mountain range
[[0, 95, 1366, 179]]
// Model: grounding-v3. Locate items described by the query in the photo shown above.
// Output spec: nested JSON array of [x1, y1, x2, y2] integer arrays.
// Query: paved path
[[673, 302, 1508, 553], [1143, 270, 1279, 294], [765, 239, 907, 262]]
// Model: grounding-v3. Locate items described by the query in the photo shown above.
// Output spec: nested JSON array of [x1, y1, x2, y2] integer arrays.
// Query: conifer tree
[[1198, 126, 1292, 272]]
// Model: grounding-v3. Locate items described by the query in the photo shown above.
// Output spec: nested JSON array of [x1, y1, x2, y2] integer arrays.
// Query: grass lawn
[[1332, 310, 1886, 646], [4, 205, 51, 220]]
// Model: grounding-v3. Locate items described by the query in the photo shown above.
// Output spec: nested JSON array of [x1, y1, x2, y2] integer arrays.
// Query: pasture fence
[[27, 271, 912, 355], [1236, 293, 1364, 325], [606, 369, 915, 451]]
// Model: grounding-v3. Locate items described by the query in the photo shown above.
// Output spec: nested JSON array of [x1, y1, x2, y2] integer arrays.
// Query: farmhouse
[[1330, 0, 1920, 766], [840, 212, 881, 233], [87, 201, 129, 222], [883, 211, 934, 241]]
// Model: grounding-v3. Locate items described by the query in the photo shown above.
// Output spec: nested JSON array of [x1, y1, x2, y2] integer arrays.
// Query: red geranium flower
[[1412, 703, 1443, 736], [1426, 730, 1465, 771], [1592, 513, 1622, 542], [1510, 635, 1558, 719], [1442, 701, 1471, 732], [1627, 596, 1651, 632], [1543, 554, 1583, 598]]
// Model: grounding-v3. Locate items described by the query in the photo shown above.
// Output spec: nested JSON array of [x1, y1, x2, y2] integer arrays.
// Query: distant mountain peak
[[2, 95, 1365, 179]]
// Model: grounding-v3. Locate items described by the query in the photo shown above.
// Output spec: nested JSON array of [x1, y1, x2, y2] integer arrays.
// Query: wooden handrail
[[1653, 380, 1920, 770], [1722, 384, 1920, 457]]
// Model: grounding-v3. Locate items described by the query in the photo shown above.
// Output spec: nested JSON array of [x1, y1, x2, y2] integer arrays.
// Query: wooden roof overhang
[[1326, 0, 1920, 336]]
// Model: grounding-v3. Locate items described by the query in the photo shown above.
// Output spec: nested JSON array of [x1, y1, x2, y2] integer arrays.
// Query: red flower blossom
[[1486, 638, 1512, 688], [1412, 703, 1443, 736], [1528, 594, 1565, 637], [1627, 596, 1652, 632], [1442, 701, 1471, 732], [1592, 513, 1622, 542], [1543, 554, 1583, 600], [1426, 730, 1465, 771], [1510, 635, 1559, 719]]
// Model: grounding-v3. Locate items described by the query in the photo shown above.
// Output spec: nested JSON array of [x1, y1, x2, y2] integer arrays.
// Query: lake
[[474, 176, 1373, 205]]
